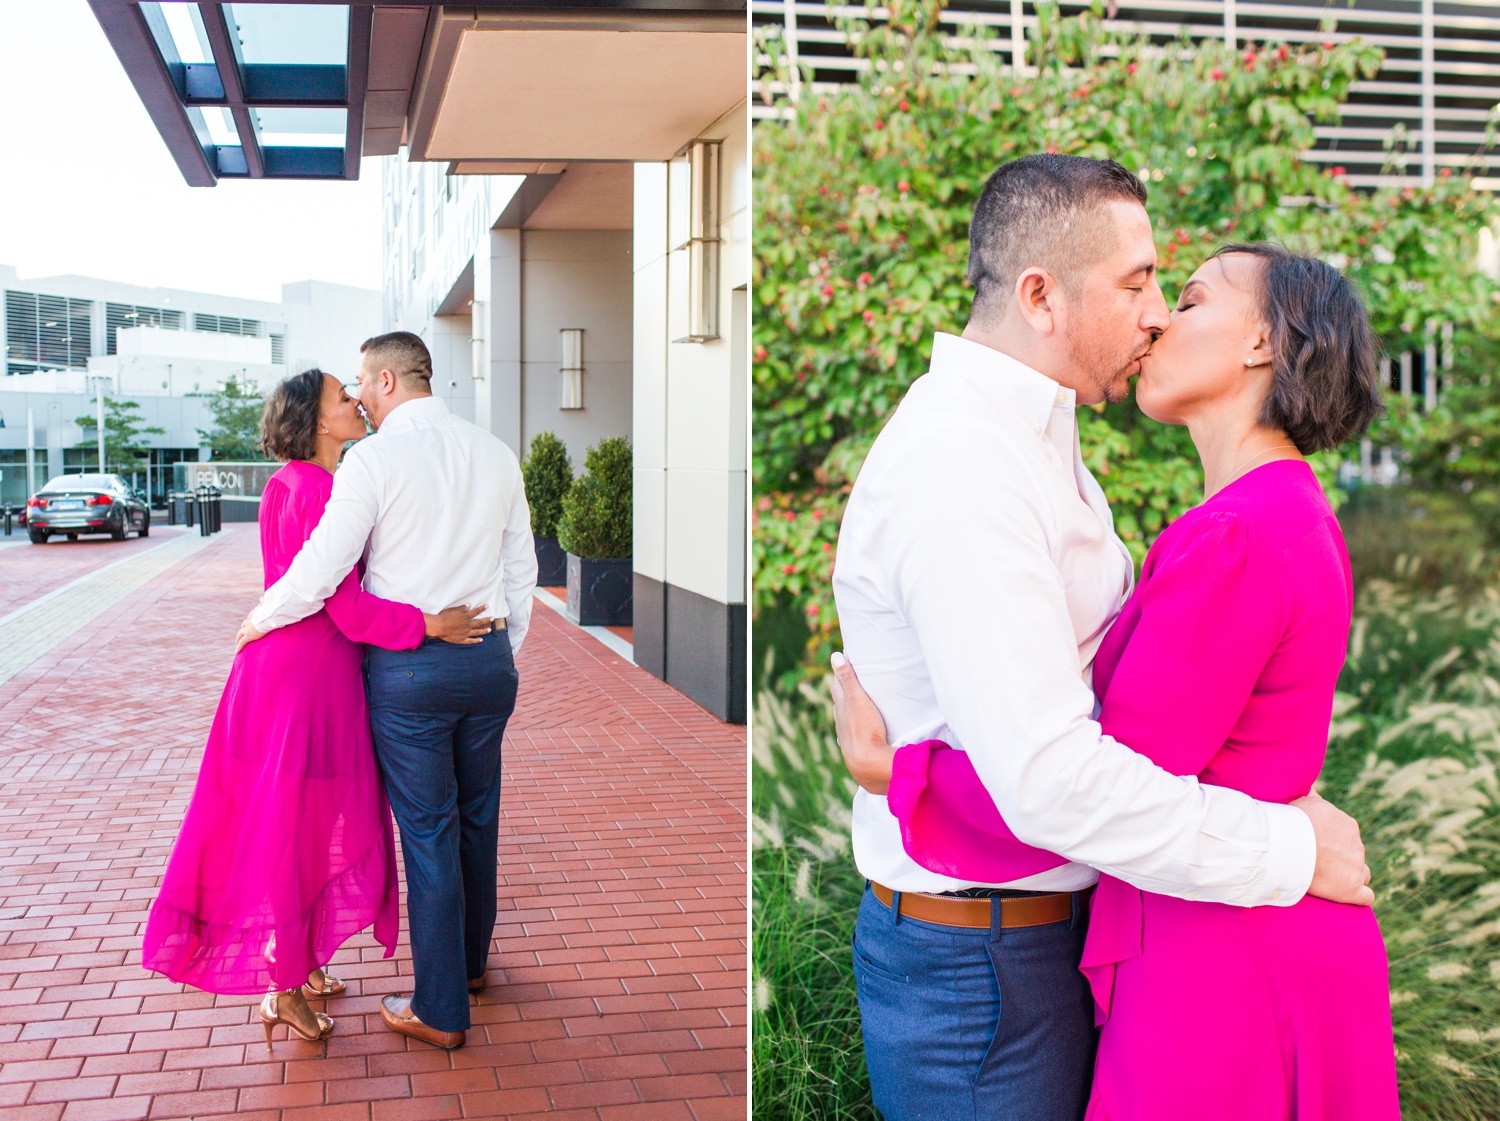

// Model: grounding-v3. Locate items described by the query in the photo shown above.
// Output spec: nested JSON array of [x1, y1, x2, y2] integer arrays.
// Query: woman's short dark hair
[[1211, 242, 1384, 454], [259, 368, 326, 462]]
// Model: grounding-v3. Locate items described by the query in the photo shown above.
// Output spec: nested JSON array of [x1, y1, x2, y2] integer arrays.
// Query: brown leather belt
[[871, 882, 1089, 929]]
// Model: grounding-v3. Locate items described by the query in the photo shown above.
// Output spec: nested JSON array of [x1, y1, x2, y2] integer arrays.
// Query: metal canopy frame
[[88, 0, 748, 187], [86, 0, 372, 186]]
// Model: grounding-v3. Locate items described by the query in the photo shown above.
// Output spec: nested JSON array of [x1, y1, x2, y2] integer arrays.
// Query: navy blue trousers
[[366, 629, 519, 1033], [853, 884, 1097, 1121]]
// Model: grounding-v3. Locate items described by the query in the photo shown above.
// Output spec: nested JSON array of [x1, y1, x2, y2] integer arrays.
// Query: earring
[[1245, 359, 1255, 367]]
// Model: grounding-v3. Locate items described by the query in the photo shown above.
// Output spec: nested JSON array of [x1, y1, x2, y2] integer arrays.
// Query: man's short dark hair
[[360, 330, 433, 392], [967, 154, 1149, 323], [1211, 242, 1384, 454], [260, 368, 326, 462]]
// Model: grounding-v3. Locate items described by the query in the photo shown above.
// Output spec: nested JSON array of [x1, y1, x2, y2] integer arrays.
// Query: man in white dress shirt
[[242, 331, 537, 1050], [829, 156, 1371, 1118]]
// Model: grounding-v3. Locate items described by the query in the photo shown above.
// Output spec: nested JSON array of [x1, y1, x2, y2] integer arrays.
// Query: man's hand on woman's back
[[1293, 791, 1375, 906]]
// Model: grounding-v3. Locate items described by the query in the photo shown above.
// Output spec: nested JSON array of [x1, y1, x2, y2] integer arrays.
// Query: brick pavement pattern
[[0, 526, 747, 1121]]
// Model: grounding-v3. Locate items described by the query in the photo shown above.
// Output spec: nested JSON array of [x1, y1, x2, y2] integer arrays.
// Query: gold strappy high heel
[[302, 968, 346, 997], [259, 991, 334, 1048]]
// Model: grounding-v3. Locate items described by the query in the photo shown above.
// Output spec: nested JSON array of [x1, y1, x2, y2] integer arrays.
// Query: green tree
[[74, 397, 165, 470], [557, 437, 633, 558], [523, 430, 574, 538], [753, 0, 1497, 662], [197, 376, 268, 461]]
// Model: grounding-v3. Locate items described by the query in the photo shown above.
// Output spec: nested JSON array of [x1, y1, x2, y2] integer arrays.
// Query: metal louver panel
[[270, 334, 286, 365], [752, 0, 1500, 188], [4, 290, 93, 376], [193, 312, 263, 337], [105, 302, 186, 355]]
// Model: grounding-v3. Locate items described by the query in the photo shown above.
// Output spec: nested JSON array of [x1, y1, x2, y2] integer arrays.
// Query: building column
[[472, 228, 523, 456], [631, 101, 748, 725]]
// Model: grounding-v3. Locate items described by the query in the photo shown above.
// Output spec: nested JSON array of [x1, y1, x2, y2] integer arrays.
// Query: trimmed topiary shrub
[[523, 430, 573, 538], [556, 436, 632, 559]]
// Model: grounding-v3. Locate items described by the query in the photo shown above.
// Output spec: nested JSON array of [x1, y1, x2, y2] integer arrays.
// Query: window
[[5, 290, 93, 375], [194, 313, 262, 337], [106, 303, 185, 354]]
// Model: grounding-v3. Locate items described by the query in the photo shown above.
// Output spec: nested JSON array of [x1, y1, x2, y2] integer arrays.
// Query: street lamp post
[[95, 383, 106, 473], [26, 408, 36, 496]]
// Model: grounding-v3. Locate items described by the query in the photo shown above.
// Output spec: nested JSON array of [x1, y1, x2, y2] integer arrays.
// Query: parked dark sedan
[[27, 474, 151, 544]]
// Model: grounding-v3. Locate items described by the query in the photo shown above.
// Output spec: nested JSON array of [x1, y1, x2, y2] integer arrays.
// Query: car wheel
[[140, 512, 150, 538], [28, 529, 46, 545], [110, 518, 127, 542]]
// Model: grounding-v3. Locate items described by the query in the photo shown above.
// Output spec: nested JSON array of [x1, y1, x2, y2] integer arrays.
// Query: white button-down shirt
[[833, 332, 1315, 905], [251, 395, 538, 655]]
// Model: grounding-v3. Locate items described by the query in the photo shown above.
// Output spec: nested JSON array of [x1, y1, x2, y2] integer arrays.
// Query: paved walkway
[[0, 527, 746, 1121]]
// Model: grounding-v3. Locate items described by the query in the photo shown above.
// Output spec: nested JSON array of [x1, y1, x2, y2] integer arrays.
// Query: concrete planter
[[566, 554, 633, 626], [535, 535, 568, 587]]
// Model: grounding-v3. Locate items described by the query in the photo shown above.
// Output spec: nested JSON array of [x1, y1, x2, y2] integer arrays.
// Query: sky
[[0, 0, 385, 303]]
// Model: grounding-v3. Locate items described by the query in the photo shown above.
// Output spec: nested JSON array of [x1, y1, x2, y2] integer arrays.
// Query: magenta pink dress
[[885, 460, 1400, 1119], [143, 460, 425, 994]]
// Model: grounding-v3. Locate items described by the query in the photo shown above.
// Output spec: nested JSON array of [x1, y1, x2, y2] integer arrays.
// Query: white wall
[[520, 229, 632, 466], [278, 280, 383, 379], [633, 99, 748, 607]]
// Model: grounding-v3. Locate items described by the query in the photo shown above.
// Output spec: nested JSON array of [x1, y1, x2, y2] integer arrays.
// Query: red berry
[[822, 284, 834, 297], [1127, 62, 1137, 74], [863, 310, 874, 323], [1322, 40, 1334, 49], [899, 100, 909, 111], [897, 180, 909, 192], [754, 346, 768, 362], [874, 119, 885, 130], [783, 564, 795, 575], [1211, 68, 1224, 80], [859, 271, 873, 285], [1331, 166, 1346, 177]]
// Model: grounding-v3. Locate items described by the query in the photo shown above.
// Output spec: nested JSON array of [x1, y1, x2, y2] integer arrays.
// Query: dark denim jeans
[[366, 629, 519, 1033], [853, 884, 1097, 1121]]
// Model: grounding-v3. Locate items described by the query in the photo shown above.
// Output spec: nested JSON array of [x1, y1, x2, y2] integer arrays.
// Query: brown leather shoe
[[467, 974, 487, 994], [379, 995, 465, 1050]]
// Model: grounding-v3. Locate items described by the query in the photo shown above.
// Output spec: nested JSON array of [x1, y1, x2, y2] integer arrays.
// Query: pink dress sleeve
[[322, 566, 426, 650], [885, 511, 1289, 879], [272, 470, 426, 652]]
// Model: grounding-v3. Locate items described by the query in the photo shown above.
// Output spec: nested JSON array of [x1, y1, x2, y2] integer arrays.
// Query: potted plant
[[522, 430, 573, 586], [557, 436, 632, 626]]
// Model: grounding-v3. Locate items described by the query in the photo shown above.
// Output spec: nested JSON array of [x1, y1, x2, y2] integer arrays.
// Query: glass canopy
[[119, 1, 361, 184]]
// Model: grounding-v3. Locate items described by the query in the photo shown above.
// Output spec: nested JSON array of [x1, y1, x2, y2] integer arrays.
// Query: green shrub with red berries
[[753, 0, 1497, 669]]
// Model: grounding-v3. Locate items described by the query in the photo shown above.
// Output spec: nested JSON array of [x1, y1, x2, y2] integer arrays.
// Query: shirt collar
[[928, 332, 1076, 433], [377, 394, 448, 433]]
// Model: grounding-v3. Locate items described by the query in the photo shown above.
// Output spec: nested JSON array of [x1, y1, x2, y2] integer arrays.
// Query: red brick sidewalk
[[0, 527, 747, 1121], [0, 529, 195, 619]]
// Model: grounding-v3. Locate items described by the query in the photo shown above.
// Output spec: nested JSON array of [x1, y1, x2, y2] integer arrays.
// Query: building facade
[[754, 0, 1500, 189], [89, 1, 750, 722], [0, 266, 379, 506]]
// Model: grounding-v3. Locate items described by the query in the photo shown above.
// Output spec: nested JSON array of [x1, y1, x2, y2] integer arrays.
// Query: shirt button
[[1270, 891, 1281, 900], [1056, 390, 1068, 403], [1034, 426, 1043, 435], [1185, 892, 1197, 901]]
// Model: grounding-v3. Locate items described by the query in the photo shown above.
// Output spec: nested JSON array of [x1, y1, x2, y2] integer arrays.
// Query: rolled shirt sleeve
[[251, 447, 380, 633], [888, 428, 1315, 907], [499, 473, 537, 656]]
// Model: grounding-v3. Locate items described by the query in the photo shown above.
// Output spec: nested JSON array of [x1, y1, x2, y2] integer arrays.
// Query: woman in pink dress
[[834, 244, 1399, 1118], [142, 369, 491, 1046]]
